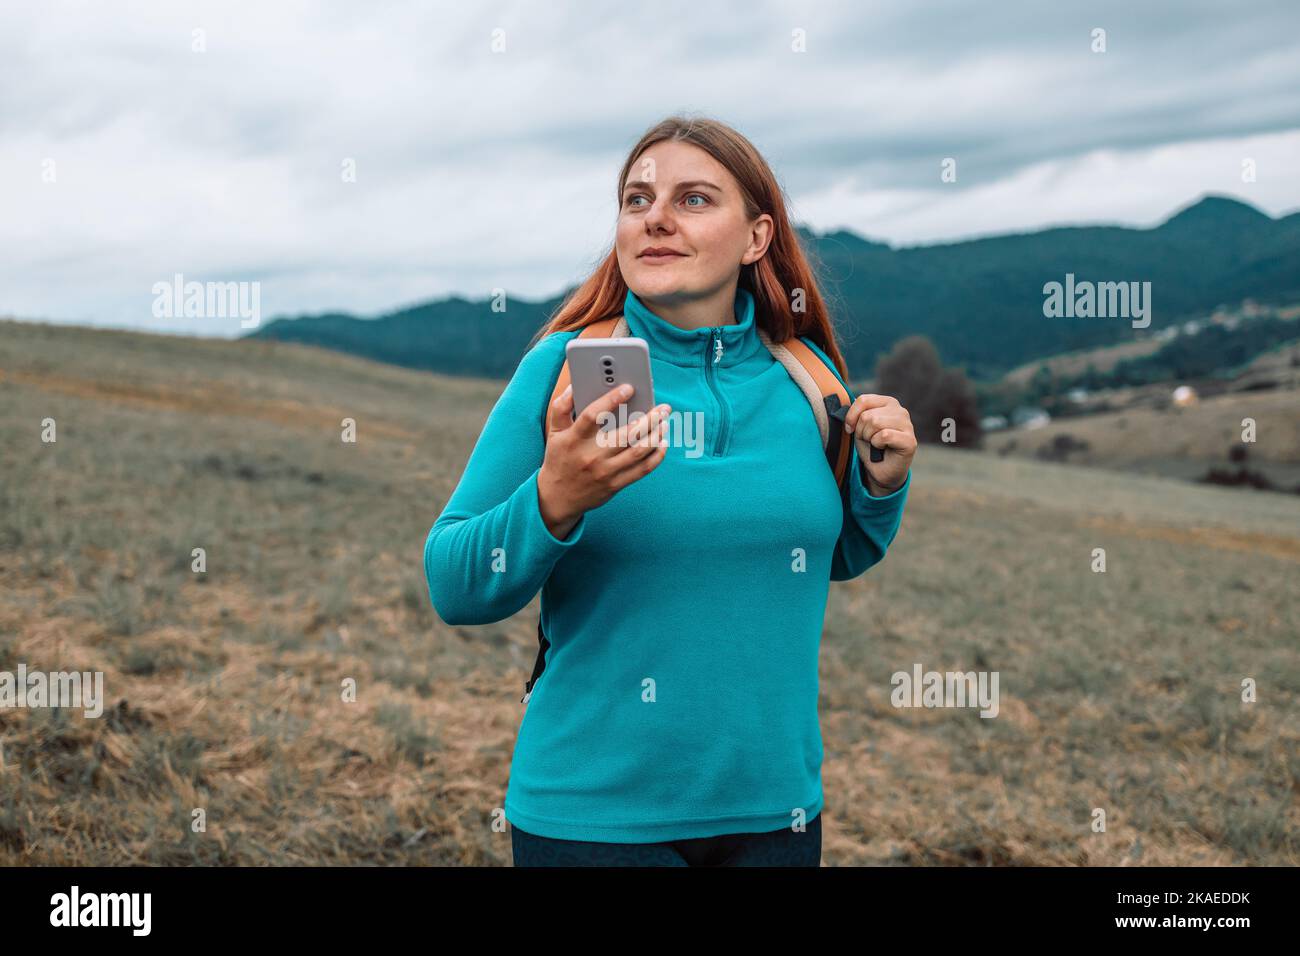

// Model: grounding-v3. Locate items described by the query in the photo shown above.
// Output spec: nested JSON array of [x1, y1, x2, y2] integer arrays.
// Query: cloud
[[1, 0, 1297, 334]]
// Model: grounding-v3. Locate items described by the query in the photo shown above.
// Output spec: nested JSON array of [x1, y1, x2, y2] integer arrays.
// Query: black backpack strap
[[825, 393, 884, 507], [825, 393, 885, 463], [824, 394, 851, 503], [522, 619, 550, 703]]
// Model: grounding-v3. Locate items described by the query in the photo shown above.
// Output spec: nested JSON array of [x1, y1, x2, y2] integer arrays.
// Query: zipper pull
[[713, 330, 723, 364]]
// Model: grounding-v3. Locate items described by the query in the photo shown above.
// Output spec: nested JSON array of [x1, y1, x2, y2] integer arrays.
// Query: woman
[[424, 115, 916, 867]]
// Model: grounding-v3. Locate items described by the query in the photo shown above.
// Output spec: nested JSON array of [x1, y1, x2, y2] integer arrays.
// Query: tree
[[875, 335, 982, 447]]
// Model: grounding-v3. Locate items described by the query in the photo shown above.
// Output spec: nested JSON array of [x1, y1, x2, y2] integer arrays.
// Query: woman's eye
[[625, 193, 708, 208]]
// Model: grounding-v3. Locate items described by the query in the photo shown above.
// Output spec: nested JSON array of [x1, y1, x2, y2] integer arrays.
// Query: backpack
[[522, 313, 883, 703]]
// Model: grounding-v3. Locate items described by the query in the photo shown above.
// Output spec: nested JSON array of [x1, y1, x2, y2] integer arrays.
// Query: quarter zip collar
[[621, 285, 763, 369]]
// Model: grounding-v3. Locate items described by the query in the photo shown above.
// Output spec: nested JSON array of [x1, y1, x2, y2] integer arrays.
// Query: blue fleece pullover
[[424, 285, 910, 842]]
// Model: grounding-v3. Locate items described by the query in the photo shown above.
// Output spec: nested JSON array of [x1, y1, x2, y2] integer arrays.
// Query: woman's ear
[[742, 214, 775, 265]]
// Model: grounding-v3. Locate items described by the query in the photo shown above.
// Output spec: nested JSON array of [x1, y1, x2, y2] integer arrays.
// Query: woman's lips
[[640, 251, 686, 263]]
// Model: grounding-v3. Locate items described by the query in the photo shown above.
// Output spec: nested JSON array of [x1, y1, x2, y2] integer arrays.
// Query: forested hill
[[246, 195, 1300, 383]]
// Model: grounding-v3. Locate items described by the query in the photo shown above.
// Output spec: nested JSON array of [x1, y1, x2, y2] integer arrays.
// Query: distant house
[[981, 415, 1009, 432], [1012, 406, 1051, 429], [1066, 387, 1089, 404], [1172, 385, 1198, 407]]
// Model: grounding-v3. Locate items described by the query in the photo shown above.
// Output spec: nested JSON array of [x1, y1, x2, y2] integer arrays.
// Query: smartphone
[[565, 337, 655, 432]]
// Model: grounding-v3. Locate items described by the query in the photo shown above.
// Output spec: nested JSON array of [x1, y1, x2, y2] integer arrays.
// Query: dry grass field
[[1, 318, 1297, 866], [989, 387, 1300, 487]]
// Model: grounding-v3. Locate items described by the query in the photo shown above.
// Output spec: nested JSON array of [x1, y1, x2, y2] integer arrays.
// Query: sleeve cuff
[[526, 468, 587, 547], [854, 458, 911, 507]]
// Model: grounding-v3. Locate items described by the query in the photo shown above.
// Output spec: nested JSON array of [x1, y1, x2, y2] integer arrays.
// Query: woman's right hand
[[537, 383, 672, 540]]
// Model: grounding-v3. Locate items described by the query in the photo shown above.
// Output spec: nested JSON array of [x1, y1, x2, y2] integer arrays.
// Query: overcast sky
[[3, 0, 1298, 336]]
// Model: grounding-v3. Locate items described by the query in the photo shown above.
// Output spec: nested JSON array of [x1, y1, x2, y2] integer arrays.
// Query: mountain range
[[246, 195, 1300, 383]]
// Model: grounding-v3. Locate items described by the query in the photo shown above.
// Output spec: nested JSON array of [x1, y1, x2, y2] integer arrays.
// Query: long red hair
[[528, 114, 849, 379]]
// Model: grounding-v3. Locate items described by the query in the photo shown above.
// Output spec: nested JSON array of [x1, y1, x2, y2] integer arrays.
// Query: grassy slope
[[1, 319, 1297, 865], [987, 388, 1300, 486], [1000, 337, 1166, 386]]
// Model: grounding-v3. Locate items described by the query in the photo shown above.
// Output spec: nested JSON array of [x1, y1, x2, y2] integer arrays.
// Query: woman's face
[[616, 140, 772, 305]]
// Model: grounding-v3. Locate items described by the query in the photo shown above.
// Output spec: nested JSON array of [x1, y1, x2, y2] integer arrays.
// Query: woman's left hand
[[844, 394, 916, 495]]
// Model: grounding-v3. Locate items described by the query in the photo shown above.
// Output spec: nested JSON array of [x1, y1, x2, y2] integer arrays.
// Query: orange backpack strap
[[757, 329, 855, 492], [542, 315, 626, 444]]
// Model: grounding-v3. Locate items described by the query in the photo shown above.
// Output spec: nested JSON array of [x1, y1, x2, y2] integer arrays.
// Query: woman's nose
[[643, 198, 676, 230]]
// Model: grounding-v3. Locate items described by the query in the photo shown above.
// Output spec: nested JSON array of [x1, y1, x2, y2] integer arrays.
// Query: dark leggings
[[511, 814, 821, 867]]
